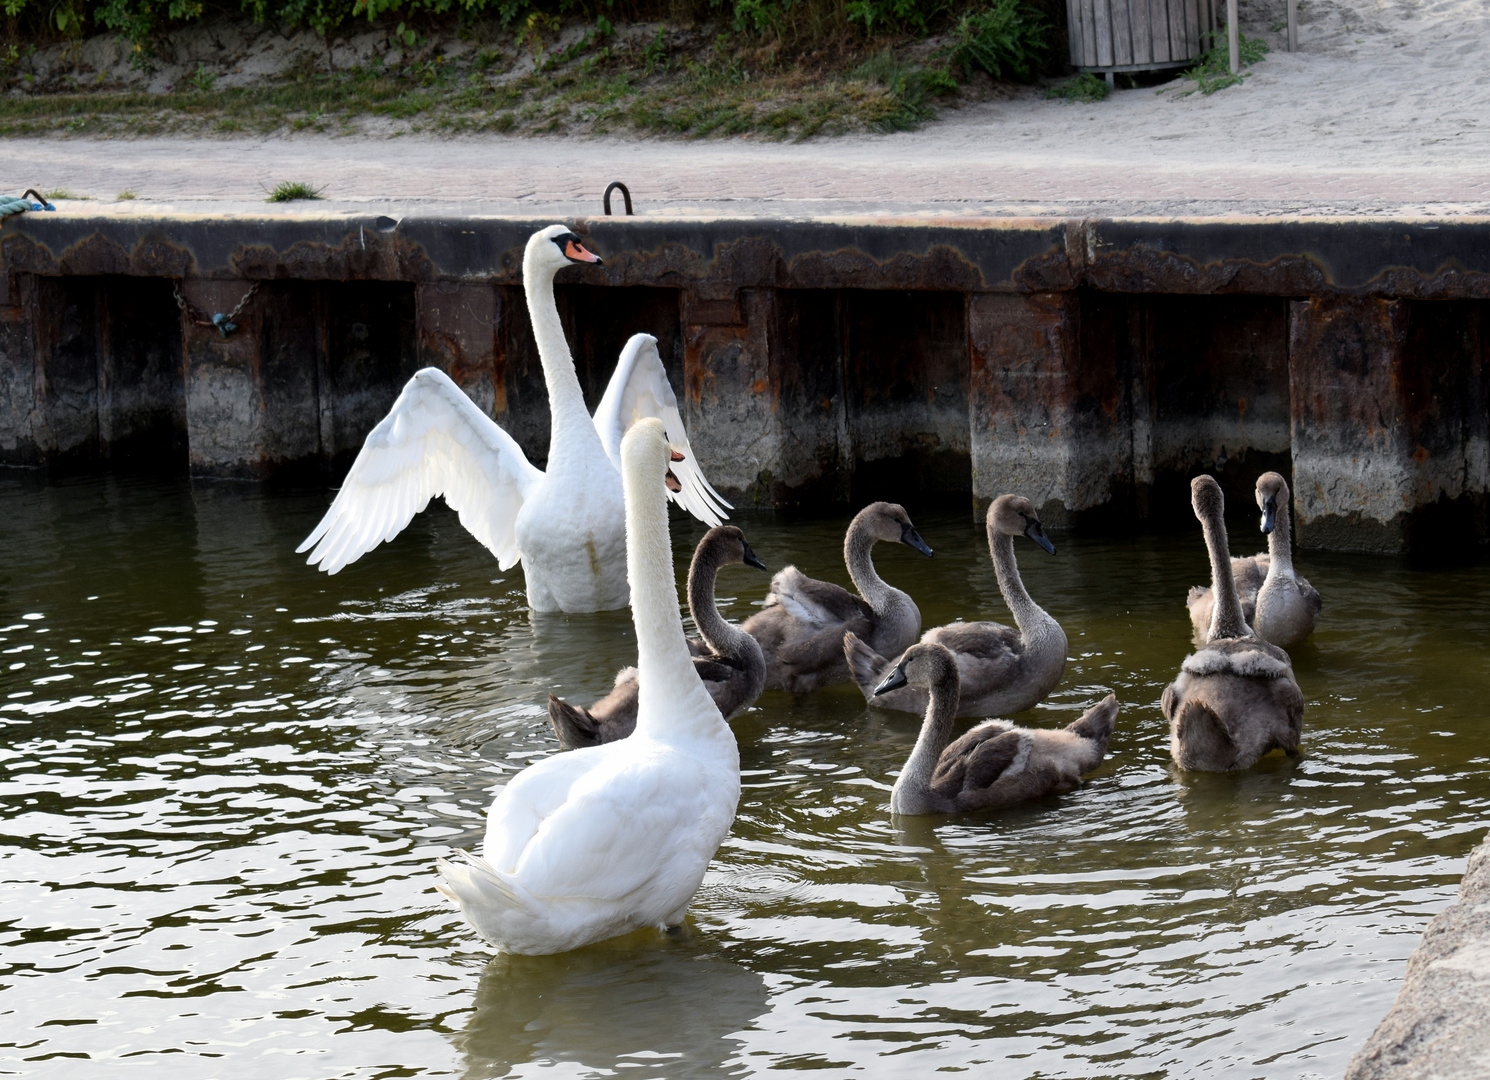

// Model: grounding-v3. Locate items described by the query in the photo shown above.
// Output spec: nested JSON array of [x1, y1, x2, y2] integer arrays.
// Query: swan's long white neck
[[625, 451, 726, 741], [524, 247, 604, 476]]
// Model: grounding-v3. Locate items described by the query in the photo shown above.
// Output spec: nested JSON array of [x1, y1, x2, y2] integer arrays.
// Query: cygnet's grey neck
[[1266, 494, 1296, 576], [990, 531, 1051, 635], [896, 674, 958, 810], [1201, 502, 1250, 641], [845, 520, 905, 616], [689, 539, 747, 658]]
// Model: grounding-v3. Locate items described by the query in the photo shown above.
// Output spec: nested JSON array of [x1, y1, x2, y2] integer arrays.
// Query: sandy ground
[[2, 0, 1488, 217]]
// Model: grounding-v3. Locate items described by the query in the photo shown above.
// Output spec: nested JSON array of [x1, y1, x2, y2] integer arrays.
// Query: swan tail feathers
[[1067, 693, 1119, 752], [436, 851, 531, 914], [546, 693, 605, 750], [844, 631, 891, 701]]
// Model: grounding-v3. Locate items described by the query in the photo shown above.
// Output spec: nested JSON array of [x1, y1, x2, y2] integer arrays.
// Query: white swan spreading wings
[[296, 225, 728, 612]]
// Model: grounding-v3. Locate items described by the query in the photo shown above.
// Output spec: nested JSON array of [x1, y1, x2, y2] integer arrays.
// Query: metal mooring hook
[[21, 189, 56, 211], [602, 182, 633, 217]]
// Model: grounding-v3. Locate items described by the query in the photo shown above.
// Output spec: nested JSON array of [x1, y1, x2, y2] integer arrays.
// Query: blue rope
[[0, 190, 57, 220]]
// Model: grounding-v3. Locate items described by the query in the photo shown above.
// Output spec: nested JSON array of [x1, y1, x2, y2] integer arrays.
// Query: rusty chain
[[173, 281, 260, 339]]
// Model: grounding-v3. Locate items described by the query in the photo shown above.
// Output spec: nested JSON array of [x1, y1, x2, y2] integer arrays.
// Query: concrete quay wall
[[3, 211, 1489, 553], [1347, 832, 1490, 1080]]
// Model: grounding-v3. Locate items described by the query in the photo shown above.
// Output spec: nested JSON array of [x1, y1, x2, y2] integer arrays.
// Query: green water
[[2, 472, 1487, 1079]]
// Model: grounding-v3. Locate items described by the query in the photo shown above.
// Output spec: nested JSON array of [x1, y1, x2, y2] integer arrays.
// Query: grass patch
[[1046, 70, 1108, 102], [0, 16, 1050, 140], [115, 189, 137, 199], [41, 188, 86, 199], [1177, 29, 1269, 95], [265, 180, 325, 201], [850, 52, 957, 133]]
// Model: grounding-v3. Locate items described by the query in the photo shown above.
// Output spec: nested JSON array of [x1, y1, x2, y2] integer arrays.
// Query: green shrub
[[1180, 27, 1268, 94], [0, 0, 1062, 83], [1046, 69, 1107, 102], [948, 0, 1048, 82]]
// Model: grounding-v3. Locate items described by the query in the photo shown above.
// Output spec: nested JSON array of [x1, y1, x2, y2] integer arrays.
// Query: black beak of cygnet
[[1025, 518, 1056, 555], [742, 541, 768, 572], [900, 522, 934, 558], [665, 470, 682, 492], [874, 661, 909, 696], [1261, 494, 1277, 535]]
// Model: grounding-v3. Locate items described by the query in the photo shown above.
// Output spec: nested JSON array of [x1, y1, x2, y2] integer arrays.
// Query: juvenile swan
[[435, 419, 740, 954], [878, 643, 1118, 815], [547, 525, 770, 747], [740, 502, 933, 694], [845, 494, 1065, 717], [1186, 472, 1321, 648], [297, 225, 728, 613], [1163, 476, 1305, 772]]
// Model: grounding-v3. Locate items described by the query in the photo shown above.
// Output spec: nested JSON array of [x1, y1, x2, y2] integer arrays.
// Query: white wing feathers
[[592, 333, 731, 527], [297, 368, 544, 574]]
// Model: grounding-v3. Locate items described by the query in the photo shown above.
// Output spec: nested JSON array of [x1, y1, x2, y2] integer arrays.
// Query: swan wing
[[297, 368, 543, 574], [592, 333, 730, 526], [487, 744, 726, 903], [763, 567, 872, 628], [930, 723, 1023, 798], [923, 621, 1023, 692]]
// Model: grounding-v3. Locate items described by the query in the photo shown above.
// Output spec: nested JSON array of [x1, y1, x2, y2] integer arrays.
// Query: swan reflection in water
[[452, 934, 768, 1078]]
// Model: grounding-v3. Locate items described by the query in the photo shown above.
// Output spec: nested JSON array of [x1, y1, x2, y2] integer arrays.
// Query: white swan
[[296, 224, 728, 612], [435, 418, 741, 955]]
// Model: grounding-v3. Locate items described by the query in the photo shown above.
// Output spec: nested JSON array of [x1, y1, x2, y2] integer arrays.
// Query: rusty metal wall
[[4, 212, 1490, 555]]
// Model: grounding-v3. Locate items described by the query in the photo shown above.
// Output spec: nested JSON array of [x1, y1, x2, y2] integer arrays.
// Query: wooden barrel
[[1066, 0, 1215, 71]]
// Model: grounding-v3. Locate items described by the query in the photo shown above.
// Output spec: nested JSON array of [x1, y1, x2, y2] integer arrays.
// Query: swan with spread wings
[[296, 224, 728, 613]]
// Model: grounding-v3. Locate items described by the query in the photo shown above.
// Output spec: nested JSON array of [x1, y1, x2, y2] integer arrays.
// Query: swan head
[[621, 416, 681, 495], [988, 494, 1055, 555], [874, 641, 958, 697], [855, 502, 933, 558], [525, 224, 603, 277], [701, 525, 769, 572], [1191, 474, 1225, 524], [1255, 471, 1289, 535]]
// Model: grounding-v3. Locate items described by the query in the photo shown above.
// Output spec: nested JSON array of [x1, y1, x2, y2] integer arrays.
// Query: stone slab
[[1347, 832, 1490, 1080]]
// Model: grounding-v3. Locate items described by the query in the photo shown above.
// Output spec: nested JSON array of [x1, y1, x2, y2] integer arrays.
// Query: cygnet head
[[1255, 471, 1290, 535], [525, 224, 603, 277], [1191, 474, 1225, 523], [988, 494, 1055, 554], [855, 502, 934, 557], [701, 525, 768, 572], [873, 641, 958, 696], [621, 417, 679, 494]]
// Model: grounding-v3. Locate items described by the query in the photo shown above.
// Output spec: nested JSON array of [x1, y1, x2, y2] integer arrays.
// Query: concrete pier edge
[[4, 208, 1490, 555], [1346, 831, 1490, 1080]]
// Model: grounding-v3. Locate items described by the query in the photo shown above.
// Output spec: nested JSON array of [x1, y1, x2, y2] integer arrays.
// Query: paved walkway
[[3, 0, 1488, 220], [5, 134, 1488, 220]]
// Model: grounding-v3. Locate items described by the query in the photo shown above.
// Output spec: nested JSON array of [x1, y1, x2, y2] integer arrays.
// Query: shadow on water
[[454, 935, 768, 1079]]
